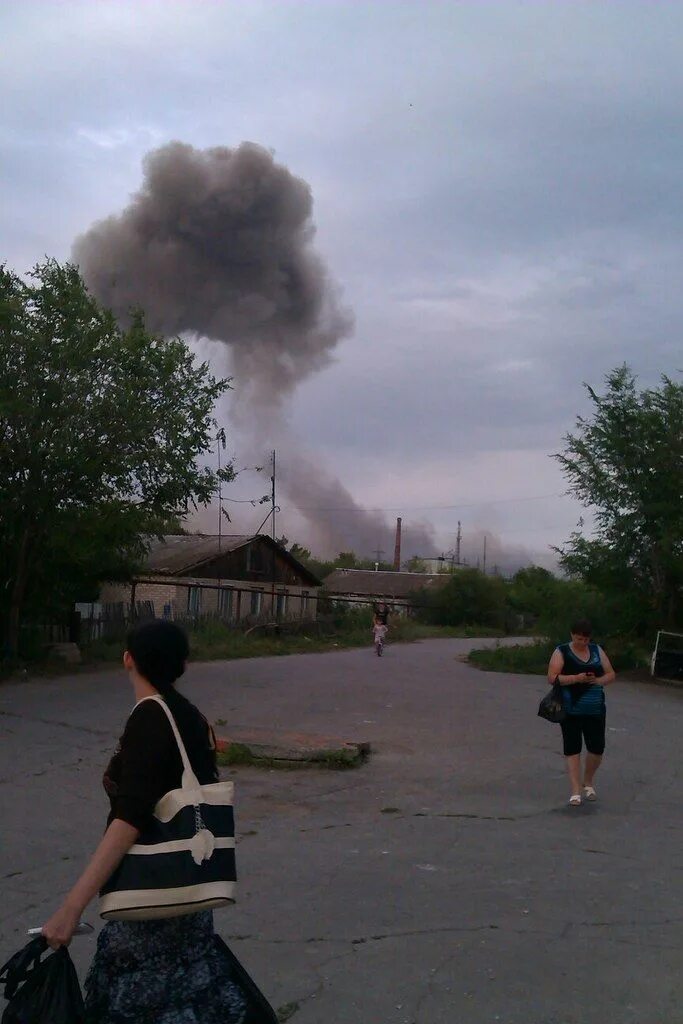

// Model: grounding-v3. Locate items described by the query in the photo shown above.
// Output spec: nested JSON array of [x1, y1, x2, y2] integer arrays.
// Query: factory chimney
[[393, 517, 402, 571]]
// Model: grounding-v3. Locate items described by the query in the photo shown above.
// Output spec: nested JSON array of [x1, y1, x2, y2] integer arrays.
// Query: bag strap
[[134, 695, 201, 791]]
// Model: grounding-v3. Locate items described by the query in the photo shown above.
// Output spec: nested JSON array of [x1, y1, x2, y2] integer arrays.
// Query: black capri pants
[[560, 712, 606, 757]]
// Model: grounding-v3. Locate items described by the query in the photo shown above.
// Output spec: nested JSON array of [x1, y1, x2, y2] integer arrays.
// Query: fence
[[21, 590, 417, 652], [75, 585, 322, 645]]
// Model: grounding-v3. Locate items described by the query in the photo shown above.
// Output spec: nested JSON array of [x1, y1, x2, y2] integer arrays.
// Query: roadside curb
[[215, 728, 371, 768]]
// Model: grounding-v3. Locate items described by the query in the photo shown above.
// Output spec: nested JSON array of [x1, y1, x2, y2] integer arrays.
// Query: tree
[[403, 556, 427, 573], [554, 366, 683, 628], [414, 568, 507, 628], [508, 566, 558, 618], [0, 259, 233, 657]]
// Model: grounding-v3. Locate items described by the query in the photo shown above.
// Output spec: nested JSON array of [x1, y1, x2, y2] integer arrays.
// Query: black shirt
[[103, 699, 217, 832]]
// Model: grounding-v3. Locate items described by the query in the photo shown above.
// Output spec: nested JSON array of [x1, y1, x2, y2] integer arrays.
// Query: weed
[[277, 1002, 300, 1022]]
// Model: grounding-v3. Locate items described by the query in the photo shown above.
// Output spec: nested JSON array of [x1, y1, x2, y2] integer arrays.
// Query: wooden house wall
[[177, 539, 311, 586]]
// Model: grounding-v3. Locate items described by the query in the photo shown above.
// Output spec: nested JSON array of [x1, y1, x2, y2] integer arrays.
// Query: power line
[[279, 492, 566, 514]]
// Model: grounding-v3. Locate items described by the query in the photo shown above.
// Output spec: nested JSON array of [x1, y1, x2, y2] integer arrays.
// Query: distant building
[[321, 568, 450, 615], [418, 556, 461, 574], [98, 534, 321, 624]]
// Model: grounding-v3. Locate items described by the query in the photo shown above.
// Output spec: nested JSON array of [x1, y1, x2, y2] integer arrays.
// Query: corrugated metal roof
[[321, 568, 450, 600], [144, 535, 254, 573], [141, 534, 323, 586]]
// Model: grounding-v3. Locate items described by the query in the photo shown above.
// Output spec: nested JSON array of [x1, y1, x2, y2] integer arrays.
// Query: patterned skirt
[[84, 911, 246, 1024]]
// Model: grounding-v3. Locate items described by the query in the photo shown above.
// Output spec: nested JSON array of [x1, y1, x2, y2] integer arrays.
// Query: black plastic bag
[[214, 936, 278, 1024], [0, 935, 85, 1024], [538, 683, 567, 724]]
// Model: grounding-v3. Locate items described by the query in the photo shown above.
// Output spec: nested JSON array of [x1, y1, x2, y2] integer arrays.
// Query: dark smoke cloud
[[72, 140, 431, 559], [73, 141, 353, 398]]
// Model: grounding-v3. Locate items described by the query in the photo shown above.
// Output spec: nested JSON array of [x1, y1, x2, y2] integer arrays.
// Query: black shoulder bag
[[537, 676, 567, 724]]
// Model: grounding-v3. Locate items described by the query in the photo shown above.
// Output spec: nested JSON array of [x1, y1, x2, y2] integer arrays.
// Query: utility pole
[[456, 521, 462, 565], [216, 428, 227, 553], [482, 534, 487, 575], [271, 450, 276, 541], [271, 450, 276, 617], [216, 427, 227, 609]]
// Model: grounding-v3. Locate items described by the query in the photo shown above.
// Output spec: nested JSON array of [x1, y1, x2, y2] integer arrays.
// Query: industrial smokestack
[[393, 517, 402, 571]]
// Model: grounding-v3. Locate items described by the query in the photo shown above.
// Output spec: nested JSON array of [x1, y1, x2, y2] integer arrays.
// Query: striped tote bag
[[99, 696, 235, 921]]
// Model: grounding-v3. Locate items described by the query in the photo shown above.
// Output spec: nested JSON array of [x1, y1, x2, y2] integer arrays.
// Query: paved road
[[1, 638, 682, 1023]]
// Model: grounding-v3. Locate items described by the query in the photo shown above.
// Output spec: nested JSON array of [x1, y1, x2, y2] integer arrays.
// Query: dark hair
[[570, 619, 592, 637], [126, 619, 189, 689], [126, 620, 217, 782]]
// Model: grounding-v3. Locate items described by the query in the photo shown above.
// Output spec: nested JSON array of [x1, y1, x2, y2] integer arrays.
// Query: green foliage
[[414, 568, 508, 629], [278, 543, 394, 581], [288, 542, 312, 564], [469, 641, 557, 675], [80, 613, 492, 671], [469, 638, 649, 675], [0, 259, 232, 655], [217, 743, 255, 766], [555, 365, 683, 628]]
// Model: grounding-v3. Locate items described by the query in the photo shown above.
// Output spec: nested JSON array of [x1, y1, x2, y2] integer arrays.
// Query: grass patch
[[217, 742, 255, 766], [468, 638, 650, 675], [79, 617, 506, 668], [2, 617, 512, 680], [277, 1003, 300, 1022], [468, 640, 554, 675]]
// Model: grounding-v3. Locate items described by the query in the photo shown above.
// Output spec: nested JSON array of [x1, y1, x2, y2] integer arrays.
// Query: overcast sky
[[3, 2, 682, 567]]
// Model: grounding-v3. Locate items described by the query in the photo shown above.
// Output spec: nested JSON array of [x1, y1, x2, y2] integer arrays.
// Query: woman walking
[[547, 619, 616, 806], [41, 620, 246, 1023]]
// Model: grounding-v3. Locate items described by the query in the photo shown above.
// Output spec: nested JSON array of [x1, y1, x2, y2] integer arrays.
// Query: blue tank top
[[557, 641, 605, 716]]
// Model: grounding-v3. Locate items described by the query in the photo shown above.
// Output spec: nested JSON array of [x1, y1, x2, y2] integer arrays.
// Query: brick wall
[[98, 576, 319, 622]]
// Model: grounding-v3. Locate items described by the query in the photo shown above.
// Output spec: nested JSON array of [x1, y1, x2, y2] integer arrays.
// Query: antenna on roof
[[216, 427, 227, 555]]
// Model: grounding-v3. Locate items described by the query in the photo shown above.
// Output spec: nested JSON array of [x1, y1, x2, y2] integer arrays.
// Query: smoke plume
[[73, 141, 352, 399], [280, 453, 436, 560], [73, 141, 435, 558]]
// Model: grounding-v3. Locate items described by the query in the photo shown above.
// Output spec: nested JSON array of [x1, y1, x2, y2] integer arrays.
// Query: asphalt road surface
[[1, 637, 682, 1023]]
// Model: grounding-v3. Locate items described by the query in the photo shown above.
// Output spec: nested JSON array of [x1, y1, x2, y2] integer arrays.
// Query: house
[[98, 534, 322, 624], [321, 568, 450, 615]]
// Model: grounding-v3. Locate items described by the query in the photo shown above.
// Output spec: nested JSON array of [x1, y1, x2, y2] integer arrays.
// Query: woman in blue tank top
[[547, 619, 616, 806]]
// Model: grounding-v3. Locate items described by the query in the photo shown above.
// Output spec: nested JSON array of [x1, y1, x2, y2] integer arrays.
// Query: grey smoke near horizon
[[279, 452, 437, 561], [73, 140, 436, 557], [457, 528, 557, 575]]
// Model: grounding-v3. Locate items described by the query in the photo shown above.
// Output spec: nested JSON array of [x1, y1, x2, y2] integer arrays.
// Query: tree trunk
[[6, 527, 31, 659]]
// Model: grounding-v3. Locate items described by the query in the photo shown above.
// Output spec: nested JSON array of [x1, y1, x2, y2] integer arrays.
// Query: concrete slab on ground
[[215, 727, 370, 765]]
